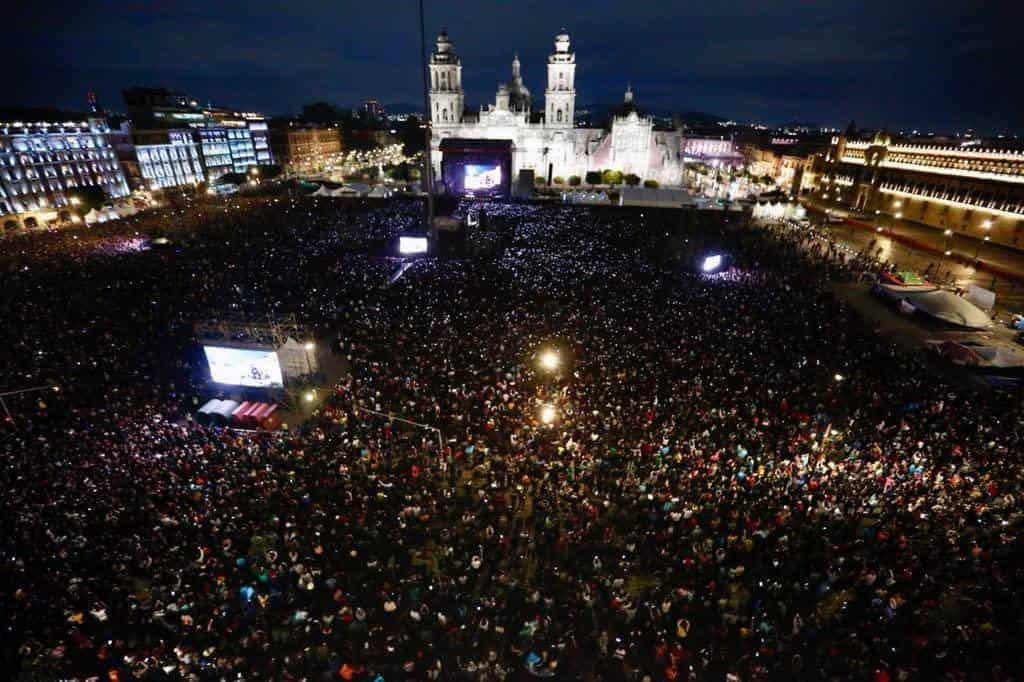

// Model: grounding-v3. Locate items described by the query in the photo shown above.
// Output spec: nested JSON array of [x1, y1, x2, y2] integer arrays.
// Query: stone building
[[817, 131, 1024, 248], [270, 126, 343, 174], [428, 30, 685, 188], [0, 119, 130, 231]]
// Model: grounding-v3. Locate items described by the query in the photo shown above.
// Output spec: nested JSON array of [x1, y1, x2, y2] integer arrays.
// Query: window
[[556, 109, 563, 123]]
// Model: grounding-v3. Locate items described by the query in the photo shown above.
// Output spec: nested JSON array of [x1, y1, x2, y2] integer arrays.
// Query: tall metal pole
[[418, 0, 436, 239]]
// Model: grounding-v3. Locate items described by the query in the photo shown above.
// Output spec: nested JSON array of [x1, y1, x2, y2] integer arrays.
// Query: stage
[[439, 138, 513, 198]]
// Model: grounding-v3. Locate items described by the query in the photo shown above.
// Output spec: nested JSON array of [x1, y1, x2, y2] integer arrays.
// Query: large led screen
[[464, 164, 502, 190], [203, 346, 284, 388], [399, 236, 429, 255]]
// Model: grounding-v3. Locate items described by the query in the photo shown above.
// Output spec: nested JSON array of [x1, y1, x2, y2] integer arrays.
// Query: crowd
[[0, 196, 1021, 681]]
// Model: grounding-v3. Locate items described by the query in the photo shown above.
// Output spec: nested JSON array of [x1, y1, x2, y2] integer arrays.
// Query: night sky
[[10, 0, 1022, 133]]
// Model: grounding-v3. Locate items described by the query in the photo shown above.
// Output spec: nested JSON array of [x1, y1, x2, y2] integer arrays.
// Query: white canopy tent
[[876, 284, 991, 329]]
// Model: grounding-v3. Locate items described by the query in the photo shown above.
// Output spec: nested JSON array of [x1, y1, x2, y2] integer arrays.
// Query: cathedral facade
[[428, 30, 685, 188]]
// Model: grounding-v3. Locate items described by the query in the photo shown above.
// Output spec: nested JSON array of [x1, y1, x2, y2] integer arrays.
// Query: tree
[[68, 186, 109, 215], [399, 115, 426, 157], [552, 176, 564, 185], [568, 175, 582, 186], [643, 179, 659, 189], [585, 171, 602, 186], [217, 172, 248, 186], [386, 162, 413, 182], [257, 164, 283, 180], [602, 169, 623, 185], [624, 173, 641, 186]]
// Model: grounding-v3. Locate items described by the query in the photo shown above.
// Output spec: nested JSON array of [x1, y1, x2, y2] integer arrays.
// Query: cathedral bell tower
[[545, 29, 576, 127], [429, 30, 464, 124]]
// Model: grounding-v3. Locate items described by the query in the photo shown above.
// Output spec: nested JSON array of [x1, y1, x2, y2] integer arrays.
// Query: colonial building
[[428, 30, 685, 188], [0, 119, 130, 230], [743, 138, 830, 195], [680, 136, 743, 167], [122, 88, 274, 182], [111, 125, 204, 190], [817, 132, 1024, 249], [270, 126, 343, 174]]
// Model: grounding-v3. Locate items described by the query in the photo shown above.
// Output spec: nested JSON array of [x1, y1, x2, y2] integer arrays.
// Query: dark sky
[[10, 0, 1022, 133]]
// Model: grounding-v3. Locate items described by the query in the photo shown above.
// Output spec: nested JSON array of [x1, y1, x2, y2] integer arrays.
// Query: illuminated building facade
[[428, 30, 686, 187], [122, 88, 273, 182], [818, 132, 1024, 248], [680, 137, 743, 167], [111, 125, 204, 190], [742, 139, 829, 195], [0, 119, 129, 230], [270, 126, 343, 173]]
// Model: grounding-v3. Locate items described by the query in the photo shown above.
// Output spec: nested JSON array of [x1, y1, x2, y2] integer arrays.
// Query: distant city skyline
[[9, 0, 1021, 135]]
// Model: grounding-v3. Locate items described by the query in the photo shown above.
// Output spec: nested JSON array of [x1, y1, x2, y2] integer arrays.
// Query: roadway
[[802, 197, 1024, 315]]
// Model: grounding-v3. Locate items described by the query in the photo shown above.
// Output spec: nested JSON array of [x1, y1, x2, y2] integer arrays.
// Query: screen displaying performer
[[203, 346, 284, 387], [464, 164, 502, 190]]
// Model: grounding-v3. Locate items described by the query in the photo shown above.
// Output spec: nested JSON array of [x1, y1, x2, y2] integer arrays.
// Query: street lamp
[[538, 349, 560, 372], [303, 341, 315, 376]]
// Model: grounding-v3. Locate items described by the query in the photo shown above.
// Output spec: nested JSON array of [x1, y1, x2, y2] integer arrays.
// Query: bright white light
[[834, 373, 844, 382], [702, 255, 723, 272], [539, 350, 560, 371], [540, 404, 557, 425], [304, 391, 315, 403], [399, 236, 428, 255], [204, 347, 283, 388], [304, 341, 315, 351]]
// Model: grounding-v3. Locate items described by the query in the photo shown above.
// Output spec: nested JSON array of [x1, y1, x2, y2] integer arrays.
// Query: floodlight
[[702, 255, 723, 272]]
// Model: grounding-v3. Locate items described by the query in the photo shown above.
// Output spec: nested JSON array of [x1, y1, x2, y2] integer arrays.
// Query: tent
[[311, 185, 333, 197], [367, 185, 392, 198], [231, 401, 256, 426], [84, 208, 102, 225], [210, 400, 239, 425], [875, 284, 991, 329], [330, 186, 358, 197], [198, 399, 228, 426], [114, 202, 138, 217], [930, 340, 1024, 373]]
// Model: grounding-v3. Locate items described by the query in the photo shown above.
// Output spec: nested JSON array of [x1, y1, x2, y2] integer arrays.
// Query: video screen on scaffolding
[[464, 164, 502, 191], [399, 235, 429, 255], [203, 346, 284, 388]]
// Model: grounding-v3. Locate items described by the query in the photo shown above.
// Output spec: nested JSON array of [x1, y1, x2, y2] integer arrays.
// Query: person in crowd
[[0, 195, 1020, 681]]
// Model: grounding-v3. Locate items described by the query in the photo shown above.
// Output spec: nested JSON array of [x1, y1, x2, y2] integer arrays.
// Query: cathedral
[[428, 29, 685, 190]]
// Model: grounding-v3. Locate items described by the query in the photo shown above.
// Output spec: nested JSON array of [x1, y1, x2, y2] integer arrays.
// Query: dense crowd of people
[[0, 196, 1021, 681]]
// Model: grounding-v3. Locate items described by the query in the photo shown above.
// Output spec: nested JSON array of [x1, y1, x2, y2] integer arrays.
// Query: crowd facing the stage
[[0, 197, 1020, 681]]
